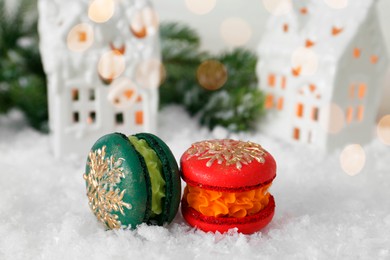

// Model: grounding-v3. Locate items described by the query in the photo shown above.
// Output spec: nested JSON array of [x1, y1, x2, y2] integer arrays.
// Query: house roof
[[258, 0, 380, 63]]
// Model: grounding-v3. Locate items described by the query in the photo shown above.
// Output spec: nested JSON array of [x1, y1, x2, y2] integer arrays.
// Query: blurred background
[[0, 0, 389, 133], [153, 0, 390, 118]]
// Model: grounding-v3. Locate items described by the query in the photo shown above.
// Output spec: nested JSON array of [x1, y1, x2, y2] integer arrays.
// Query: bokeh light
[[197, 60, 228, 91], [142, 7, 159, 32], [135, 59, 165, 89], [130, 7, 159, 38], [220, 17, 252, 47], [291, 47, 319, 76], [107, 77, 138, 109], [340, 144, 366, 176], [185, 0, 216, 15], [324, 0, 348, 9], [320, 103, 345, 134], [377, 115, 390, 145], [262, 0, 292, 16], [88, 0, 115, 23], [67, 23, 94, 52], [98, 50, 125, 83]]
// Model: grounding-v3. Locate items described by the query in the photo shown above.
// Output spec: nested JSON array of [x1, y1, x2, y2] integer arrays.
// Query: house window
[[305, 39, 315, 48], [124, 89, 134, 99], [358, 84, 366, 99], [277, 97, 284, 110], [78, 31, 87, 42], [281, 76, 286, 89], [71, 89, 79, 101], [309, 84, 316, 93], [371, 55, 378, 64], [87, 111, 96, 124], [349, 84, 355, 98], [73, 112, 79, 123], [115, 112, 124, 125], [292, 66, 301, 77], [296, 103, 304, 118], [67, 24, 93, 52], [265, 94, 274, 109], [268, 74, 275, 87], [135, 111, 143, 125], [353, 48, 361, 58], [357, 106, 364, 121], [293, 127, 300, 140], [89, 89, 95, 101], [312, 107, 319, 121], [308, 131, 312, 143], [346, 107, 353, 124], [332, 26, 343, 36], [283, 23, 289, 33]]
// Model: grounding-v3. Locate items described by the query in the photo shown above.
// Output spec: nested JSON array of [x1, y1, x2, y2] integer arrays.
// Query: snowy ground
[[0, 106, 389, 260]]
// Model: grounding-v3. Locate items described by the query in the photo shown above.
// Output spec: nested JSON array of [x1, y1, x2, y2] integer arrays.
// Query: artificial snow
[[0, 107, 389, 259]]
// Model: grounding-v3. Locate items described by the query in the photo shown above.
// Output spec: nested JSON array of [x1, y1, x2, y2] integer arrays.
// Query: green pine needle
[[0, 0, 48, 131], [160, 22, 265, 132]]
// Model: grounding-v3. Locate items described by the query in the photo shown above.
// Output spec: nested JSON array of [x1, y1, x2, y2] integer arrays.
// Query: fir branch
[[160, 22, 265, 132], [160, 22, 200, 49], [0, 0, 47, 131], [159, 22, 205, 106]]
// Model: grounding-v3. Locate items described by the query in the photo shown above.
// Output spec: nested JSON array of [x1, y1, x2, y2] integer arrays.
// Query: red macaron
[[180, 139, 276, 234]]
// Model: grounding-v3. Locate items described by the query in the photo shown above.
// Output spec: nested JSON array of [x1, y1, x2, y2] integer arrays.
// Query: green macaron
[[83, 132, 181, 229]]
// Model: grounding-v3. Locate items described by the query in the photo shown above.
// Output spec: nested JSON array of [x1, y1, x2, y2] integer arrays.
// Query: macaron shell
[[128, 140, 153, 223], [135, 133, 181, 224], [181, 195, 275, 234], [181, 147, 276, 192], [85, 133, 149, 228]]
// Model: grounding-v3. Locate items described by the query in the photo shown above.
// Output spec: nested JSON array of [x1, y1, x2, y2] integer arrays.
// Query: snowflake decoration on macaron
[[83, 146, 132, 229], [186, 139, 267, 170]]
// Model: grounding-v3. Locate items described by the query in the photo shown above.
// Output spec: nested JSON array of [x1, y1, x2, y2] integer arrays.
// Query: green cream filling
[[128, 136, 165, 216]]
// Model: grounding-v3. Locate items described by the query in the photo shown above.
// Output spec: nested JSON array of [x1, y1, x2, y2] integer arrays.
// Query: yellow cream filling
[[129, 136, 166, 216]]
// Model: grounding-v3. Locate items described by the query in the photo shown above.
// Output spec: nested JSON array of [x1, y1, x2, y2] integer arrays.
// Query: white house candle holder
[[257, 0, 388, 151], [38, 0, 161, 158]]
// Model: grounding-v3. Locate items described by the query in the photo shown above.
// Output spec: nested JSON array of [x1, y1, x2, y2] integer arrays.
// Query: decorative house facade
[[257, 0, 388, 151], [38, 0, 160, 157]]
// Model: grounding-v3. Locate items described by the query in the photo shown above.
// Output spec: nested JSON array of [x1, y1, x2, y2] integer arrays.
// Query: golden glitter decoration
[[186, 139, 266, 170], [83, 146, 132, 229]]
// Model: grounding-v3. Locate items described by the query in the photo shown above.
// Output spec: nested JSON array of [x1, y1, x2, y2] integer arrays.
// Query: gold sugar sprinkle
[[83, 146, 132, 229], [186, 139, 266, 170]]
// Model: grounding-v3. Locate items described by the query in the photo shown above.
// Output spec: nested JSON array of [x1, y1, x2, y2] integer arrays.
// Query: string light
[[320, 103, 345, 134], [220, 17, 252, 47], [135, 59, 165, 89], [98, 50, 125, 83], [197, 60, 228, 91], [377, 115, 390, 145], [130, 7, 159, 38], [107, 77, 138, 109], [340, 144, 366, 176], [67, 23, 94, 52], [324, 0, 348, 9], [185, 0, 216, 15], [291, 47, 319, 76], [262, 0, 292, 16], [88, 0, 115, 23]]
